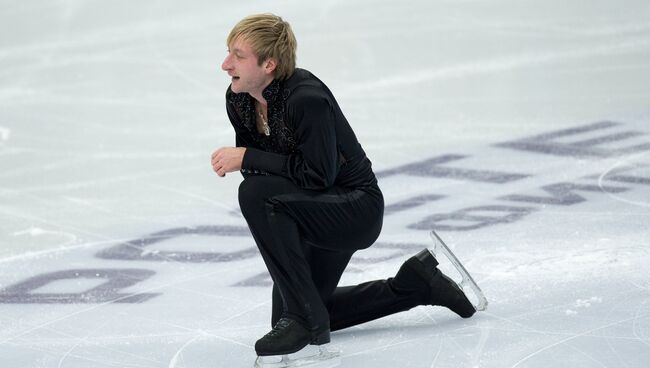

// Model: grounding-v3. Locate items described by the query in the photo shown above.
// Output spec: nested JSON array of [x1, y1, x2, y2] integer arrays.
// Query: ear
[[263, 58, 277, 75]]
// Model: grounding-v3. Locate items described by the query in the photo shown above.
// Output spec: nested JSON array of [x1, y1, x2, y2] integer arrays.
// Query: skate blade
[[254, 344, 341, 368], [429, 230, 488, 311]]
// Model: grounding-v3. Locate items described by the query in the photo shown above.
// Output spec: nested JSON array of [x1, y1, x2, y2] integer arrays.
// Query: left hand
[[211, 147, 246, 177]]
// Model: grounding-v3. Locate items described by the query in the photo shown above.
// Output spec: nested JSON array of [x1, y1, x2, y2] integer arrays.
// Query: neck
[[254, 97, 267, 108], [250, 92, 267, 107], [250, 76, 274, 106]]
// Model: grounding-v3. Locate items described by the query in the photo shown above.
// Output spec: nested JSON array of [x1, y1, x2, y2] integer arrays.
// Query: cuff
[[242, 148, 287, 176]]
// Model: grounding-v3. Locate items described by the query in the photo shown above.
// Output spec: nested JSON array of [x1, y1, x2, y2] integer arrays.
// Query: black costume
[[226, 69, 450, 339]]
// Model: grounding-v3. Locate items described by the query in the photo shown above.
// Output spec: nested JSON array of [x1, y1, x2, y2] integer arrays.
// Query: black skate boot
[[395, 249, 476, 318], [255, 318, 330, 356]]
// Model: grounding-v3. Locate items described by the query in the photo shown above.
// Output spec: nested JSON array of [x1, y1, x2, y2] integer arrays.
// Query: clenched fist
[[211, 147, 246, 177]]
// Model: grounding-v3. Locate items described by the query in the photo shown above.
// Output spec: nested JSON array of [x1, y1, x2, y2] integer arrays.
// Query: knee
[[238, 175, 288, 216], [238, 176, 264, 214]]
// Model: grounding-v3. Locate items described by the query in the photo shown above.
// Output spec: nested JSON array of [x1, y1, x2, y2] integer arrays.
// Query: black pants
[[238, 175, 424, 333]]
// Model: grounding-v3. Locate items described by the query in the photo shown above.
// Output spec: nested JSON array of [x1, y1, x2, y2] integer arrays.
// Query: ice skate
[[396, 250, 474, 318], [254, 318, 340, 368], [428, 230, 488, 312]]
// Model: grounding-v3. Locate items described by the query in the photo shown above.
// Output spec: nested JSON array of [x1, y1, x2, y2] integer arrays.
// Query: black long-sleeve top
[[225, 68, 378, 191]]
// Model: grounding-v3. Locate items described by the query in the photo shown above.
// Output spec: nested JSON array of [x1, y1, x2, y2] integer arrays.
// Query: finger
[[212, 148, 225, 160], [212, 149, 224, 160], [212, 154, 223, 165]]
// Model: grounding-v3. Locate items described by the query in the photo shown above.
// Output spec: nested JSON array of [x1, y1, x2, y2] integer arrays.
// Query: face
[[221, 37, 275, 97]]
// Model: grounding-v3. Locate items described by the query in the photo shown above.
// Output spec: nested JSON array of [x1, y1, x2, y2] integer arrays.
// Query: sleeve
[[225, 97, 264, 179], [241, 93, 339, 190]]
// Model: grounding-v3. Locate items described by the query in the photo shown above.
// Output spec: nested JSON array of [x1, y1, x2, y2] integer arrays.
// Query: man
[[211, 13, 476, 360]]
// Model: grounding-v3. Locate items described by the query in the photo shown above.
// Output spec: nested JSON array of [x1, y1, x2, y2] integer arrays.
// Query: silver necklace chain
[[256, 104, 270, 136]]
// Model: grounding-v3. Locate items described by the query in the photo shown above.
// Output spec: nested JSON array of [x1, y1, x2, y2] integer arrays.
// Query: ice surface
[[1, 0, 650, 367]]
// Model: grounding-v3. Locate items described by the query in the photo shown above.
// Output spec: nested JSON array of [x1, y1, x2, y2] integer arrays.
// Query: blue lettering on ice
[[606, 172, 650, 184], [384, 194, 445, 215], [0, 269, 160, 304], [494, 121, 650, 157], [499, 182, 629, 205], [408, 205, 536, 231], [375, 154, 529, 183], [96, 225, 257, 262]]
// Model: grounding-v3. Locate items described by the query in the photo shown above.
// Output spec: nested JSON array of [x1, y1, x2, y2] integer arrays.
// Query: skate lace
[[267, 318, 293, 338]]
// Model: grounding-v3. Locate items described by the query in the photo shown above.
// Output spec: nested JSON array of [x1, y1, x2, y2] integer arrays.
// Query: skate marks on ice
[[0, 243, 260, 368], [474, 278, 650, 368], [507, 300, 650, 368], [2, 287, 257, 368], [322, 295, 648, 368], [597, 149, 650, 208], [333, 315, 491, 368]]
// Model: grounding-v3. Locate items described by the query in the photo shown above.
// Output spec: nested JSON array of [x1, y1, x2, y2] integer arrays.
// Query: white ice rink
[[1, 1, 650, 367]]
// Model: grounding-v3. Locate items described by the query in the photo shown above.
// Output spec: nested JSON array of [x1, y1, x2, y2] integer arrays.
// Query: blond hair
[[227, 14, 297, 81]]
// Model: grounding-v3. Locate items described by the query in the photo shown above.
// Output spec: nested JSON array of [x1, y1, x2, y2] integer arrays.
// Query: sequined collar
[[227, 78, 296, 154], [227, 79, 288, 133], [262, 79, 285, 105]]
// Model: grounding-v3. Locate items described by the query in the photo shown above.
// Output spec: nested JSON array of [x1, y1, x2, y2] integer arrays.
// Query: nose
[[222, 53, 232, 72]]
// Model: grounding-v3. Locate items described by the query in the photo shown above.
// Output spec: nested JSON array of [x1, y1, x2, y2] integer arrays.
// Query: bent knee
[[238, 176, 263, 211], [238, 175, 293, 214]]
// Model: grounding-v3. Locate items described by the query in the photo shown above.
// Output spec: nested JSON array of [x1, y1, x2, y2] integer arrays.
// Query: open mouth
[[232, 76, 240, 81]]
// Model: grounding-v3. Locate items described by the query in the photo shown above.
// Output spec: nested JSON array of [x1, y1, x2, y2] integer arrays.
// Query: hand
[[211, 147, 246, 177]]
